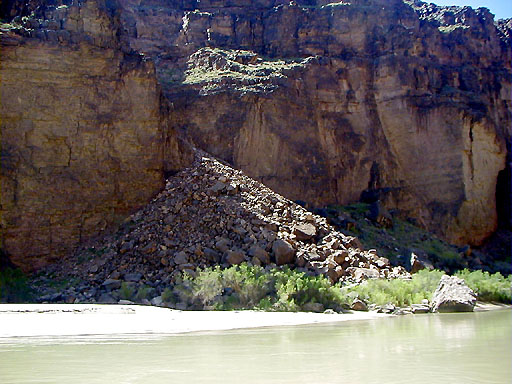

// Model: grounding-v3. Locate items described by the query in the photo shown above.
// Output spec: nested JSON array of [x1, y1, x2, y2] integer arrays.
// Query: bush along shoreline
[[164, 265, 511, 314], [2, 263, 510, 315]]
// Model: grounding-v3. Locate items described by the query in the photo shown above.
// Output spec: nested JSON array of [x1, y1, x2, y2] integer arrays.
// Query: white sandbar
[[0, 304, 389, 337]]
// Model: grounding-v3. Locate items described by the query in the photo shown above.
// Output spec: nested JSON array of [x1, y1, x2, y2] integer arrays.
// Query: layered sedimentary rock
[[113, 0, 511, 246], [0, 0, 190, 270], [1, 0, 510, 270]]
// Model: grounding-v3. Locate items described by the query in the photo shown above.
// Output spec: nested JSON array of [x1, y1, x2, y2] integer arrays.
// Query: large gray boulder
[[431, 275, 477, 313]]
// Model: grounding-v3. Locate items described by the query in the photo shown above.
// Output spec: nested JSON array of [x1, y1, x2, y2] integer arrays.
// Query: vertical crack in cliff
[[468, 121, 475, 183]]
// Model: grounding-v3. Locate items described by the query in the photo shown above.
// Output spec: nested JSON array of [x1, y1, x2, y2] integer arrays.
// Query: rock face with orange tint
[[0, 0, 190, 270], [0, 0, 510, 270]]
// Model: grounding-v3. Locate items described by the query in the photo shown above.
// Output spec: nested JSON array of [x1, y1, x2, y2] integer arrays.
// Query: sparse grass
[[161, 287, 175, 303], [119, 282, 135, 301], [327, 203, 466, 271], [342, 269, 511, 306], [181, 47, 308, 93], [438, 24, 470, 33], [171, 265, 511, 311], [0, 268, 34, 303], [135, 285, 152, 302]]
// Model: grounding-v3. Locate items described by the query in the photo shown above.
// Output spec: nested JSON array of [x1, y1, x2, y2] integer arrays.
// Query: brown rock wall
[[1, 0, 510, 270], [0, 1, 190, 270], [170, 42, 509, 245]]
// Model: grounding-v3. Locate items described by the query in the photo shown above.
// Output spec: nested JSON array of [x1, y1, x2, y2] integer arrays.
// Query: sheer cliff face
[[0, 0, 190, 270], [116, 0, 511, 246], [0, 0, 510, 269]]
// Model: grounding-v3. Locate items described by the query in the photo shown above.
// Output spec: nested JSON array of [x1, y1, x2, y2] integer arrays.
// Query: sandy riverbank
[[2, 302, 509, 338], [0, 304, 390, 337]]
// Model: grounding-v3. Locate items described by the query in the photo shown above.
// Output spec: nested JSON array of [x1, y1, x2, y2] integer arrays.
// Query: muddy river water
[[0, 309, 510, 383]]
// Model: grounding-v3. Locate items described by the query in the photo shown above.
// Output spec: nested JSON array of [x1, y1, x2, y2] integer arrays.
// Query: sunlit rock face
[[0, 0, 510, 271], [115, 0, 511, 246], [0, 0, 191, 270]]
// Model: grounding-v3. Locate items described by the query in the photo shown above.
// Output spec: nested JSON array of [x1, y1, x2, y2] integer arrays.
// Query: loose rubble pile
[[33, 150, 409, 307]]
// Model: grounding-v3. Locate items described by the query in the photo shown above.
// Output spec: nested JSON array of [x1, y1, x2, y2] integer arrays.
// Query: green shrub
[[0, 267, 34, 303], [341, 269, 445, 307], [271, 267, 347, 311], [161, 287, 175, 303], [223, 264, 272, 309], [168, 266, 511, 311], [341, 269, 512, 306], [174, 264, 348, 311], [119, 282, 135, 301], [455, 269, 512, 303], [135, 285, 152, 302]]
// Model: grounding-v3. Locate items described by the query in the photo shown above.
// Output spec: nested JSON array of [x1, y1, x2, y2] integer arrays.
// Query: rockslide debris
[[36, 150, 409, 305]]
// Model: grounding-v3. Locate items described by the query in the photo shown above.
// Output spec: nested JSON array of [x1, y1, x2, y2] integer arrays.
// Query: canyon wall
[[116, 0, 511, 246], [1, 0, 510, 269], [0, 0, 190, 270]]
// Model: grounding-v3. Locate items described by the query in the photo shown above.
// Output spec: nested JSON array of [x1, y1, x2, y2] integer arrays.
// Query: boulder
[[101, 279, 121, 291], [350, 299, 368, 311], [225, 250, 245, 265], [248, 245, 270, 265], [124, 272, 143, 282], [174, 251, 189, 265], [410, 304, 430, 314], [293, 223, 317, 241], [203, 247, 221, 263], [272, 239, 295, 265], [410, 252, 434, 273], [346, 267, 380, 281], [302, 302, 325, 313], [209, 181, 227, 195], [215, 238, 231, 253], [97, 293, 116, 304], [431, 275, 477, 313], [333, 250, 349, 264], [377, 303, 396, 314], [150, 296, 163, 306]]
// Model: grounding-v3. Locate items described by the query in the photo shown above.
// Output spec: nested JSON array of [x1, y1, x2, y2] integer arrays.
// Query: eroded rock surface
[[1, 0, 510, 270], [431, 275, 477, 312], [0, 0, 191, 270]]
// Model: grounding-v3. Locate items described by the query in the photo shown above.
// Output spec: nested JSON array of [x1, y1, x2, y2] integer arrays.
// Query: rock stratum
[[0, 0, 511, 270], [0, 0, 192, 270]]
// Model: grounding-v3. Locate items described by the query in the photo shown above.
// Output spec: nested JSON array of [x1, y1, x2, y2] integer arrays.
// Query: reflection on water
[[0, 310, 510, 384]]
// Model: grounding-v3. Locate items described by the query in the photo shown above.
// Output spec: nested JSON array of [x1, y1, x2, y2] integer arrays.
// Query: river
[[0, 310, 510, 383]]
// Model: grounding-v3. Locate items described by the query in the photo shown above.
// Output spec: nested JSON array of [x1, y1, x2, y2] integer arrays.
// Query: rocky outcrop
[[0, 0, 190, 270], [431, 275, 477, 312], [113, 0, 511, 246]]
